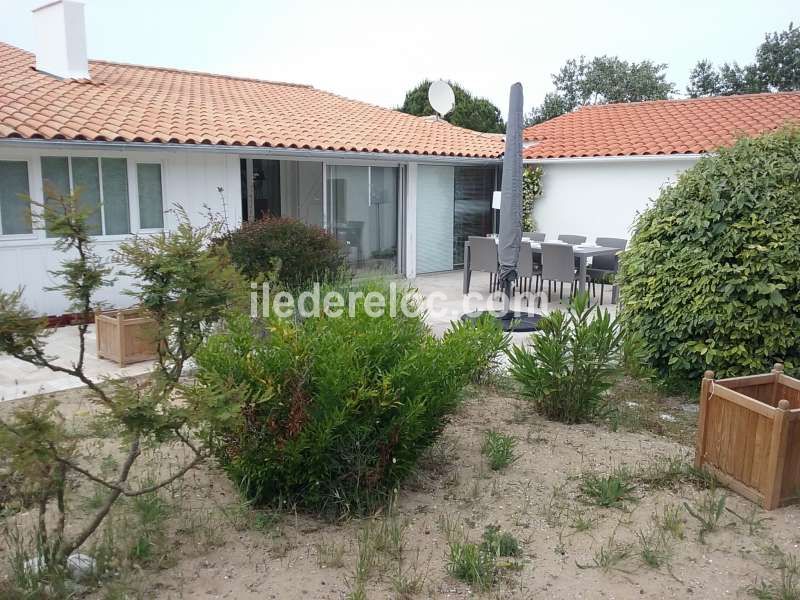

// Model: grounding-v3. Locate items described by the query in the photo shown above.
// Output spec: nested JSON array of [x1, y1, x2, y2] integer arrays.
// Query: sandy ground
[[2, 384, 800, 600]]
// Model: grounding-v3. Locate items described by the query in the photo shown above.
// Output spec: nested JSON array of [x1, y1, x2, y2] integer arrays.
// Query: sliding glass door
[[453, 166, 496, 268], [240, 158, 324, 225], [416, 165, 455, 273], [326, 165, 399, 274], [415, 165, 496, 274]]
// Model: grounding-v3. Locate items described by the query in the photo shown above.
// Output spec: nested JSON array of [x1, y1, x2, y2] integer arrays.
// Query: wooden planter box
[[95, 308, 159, 367], [696, 364, 800, 510]]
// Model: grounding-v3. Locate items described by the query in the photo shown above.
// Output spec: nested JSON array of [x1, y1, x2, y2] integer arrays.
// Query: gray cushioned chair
[[515, 242, 541, 298], [558, 234, 587, 269], [588, 237, 627, 304], [541, 242, 584, 302], [468, 236, 500, 292], [523, 231, 546, 242], [558, 234, 587, 245]]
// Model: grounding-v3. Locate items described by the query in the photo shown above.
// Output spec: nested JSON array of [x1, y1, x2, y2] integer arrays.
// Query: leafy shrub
[[219, 216, 347, 288], [522, 166, 543, 232], [447, 539, 496, 590], [481, 431, 518, 471], [507, 293, 623, 423], [446, 525, 520, 590], [580, 468, 637, 509], [480, 525, 521, 558], [620, 128, 800, 381], [193, 281, 508, 516], [684, 489, 727, 543]]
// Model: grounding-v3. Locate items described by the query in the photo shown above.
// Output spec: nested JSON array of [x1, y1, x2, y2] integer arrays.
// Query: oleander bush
[[219, 216, 348, 288], [619, 127, 800, 382], [507, 293, 623, 424], [192, 280, 508, 516]]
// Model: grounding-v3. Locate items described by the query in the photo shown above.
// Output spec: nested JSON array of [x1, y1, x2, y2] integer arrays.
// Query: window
[[326, 165, 398, 273], [0, 160, 32, 235], [137, 163, 164, 229], [102, 158, 130, 234], [41, 156, 131, 236], [71, 157, 103, 235]]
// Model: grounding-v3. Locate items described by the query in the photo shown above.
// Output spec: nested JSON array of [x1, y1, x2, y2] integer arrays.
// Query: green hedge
[[219, 216, 347, 288], [193, 280, 508, 516], [619, 127, 800, 382]]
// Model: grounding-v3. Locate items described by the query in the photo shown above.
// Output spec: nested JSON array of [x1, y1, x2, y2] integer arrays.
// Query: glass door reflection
[[327, 165, 398, 274]]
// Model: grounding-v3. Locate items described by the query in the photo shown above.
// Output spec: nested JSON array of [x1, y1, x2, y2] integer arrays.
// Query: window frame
[[98, 156, 133, 236], [40, 155, 136, 238], [26, 151, 168, 241], [133, 160, 167, 233], [0, 157, 36, 239]]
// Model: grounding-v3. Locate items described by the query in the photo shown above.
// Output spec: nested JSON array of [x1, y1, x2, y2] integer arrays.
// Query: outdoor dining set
[[461, 233, 626, 304]]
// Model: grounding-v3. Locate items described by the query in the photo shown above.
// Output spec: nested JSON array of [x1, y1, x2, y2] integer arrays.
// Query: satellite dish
[[428, 80, 455, 116]]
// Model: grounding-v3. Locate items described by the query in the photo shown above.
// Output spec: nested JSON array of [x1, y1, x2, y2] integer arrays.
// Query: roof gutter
[[0, 138, 502, 165], [523, 153, 706, 165]]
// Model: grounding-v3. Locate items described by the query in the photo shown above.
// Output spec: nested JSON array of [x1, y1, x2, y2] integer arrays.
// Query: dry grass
[[2, 380, 799, 599]]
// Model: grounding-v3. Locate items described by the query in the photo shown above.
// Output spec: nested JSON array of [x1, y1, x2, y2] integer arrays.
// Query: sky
[[0, 0, 797, 117]]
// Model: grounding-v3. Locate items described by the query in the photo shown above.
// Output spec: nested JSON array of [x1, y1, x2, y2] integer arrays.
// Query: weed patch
[[481, 430, 519, 471], [684, 489, 727, 543], [580, 468, 637, 509]]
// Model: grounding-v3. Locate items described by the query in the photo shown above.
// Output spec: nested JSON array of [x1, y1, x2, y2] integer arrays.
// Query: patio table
[[462, 239, 621, 299]]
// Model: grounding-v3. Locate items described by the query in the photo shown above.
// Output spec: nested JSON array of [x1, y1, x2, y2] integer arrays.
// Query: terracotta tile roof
[[523, 92, 800, 159], [0, 42, 503, 158]]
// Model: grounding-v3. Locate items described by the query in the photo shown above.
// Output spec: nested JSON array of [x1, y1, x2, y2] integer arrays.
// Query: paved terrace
[[0, 271, 617, 402]]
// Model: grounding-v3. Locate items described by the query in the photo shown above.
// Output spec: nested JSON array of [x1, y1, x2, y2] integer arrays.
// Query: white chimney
[[32, 0, 90, 80]]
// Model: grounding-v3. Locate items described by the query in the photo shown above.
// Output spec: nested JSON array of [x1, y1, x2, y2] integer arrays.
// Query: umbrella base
[[460, 310, 542, 332]]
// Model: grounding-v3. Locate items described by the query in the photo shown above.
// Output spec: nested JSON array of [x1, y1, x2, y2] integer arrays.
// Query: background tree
[[719, 62, 764, 95], [686, 22, 799, 97], [399, 80, 505, 133], [687, 59, 721, 97], [525, 92, 569, 126], [525, 55, 675, 125], [755, 22, 800, 91]]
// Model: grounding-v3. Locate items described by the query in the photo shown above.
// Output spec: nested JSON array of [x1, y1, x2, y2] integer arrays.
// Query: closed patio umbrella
[[462, 82, 540, 331], [497, 82, 524, 305]]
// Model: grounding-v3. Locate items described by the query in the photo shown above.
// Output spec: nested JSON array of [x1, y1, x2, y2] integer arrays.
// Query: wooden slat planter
[[95, 308, 159, 367], [696, 363, 800, 510]]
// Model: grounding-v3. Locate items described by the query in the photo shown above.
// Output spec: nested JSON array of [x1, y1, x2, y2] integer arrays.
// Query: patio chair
[[558, 234, 587, 269], [522, 231, 546, 242], [541, 242, 585, 302], [468, 236, 500, 293], [515, 242, 541, 300], [335, 221, 364, 265], [557, 234, 587, 245], [588, 237, 627, 305]]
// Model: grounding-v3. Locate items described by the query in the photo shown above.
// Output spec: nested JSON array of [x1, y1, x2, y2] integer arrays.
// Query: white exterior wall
[[531, 157, 699, 243], [0, 144, 241, 316]]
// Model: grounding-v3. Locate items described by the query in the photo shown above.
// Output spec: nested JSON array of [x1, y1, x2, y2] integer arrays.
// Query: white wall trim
[[0, 139, 501, 166], [524, 153, 706, 165], [404, 163, 417, 279]]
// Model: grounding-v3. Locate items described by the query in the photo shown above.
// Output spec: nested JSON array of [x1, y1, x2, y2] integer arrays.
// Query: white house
[[523, 92, 800, 242], [3, 2, 800, 317], [0, 1, 505, 316]]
